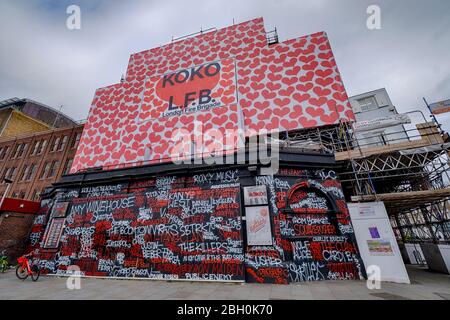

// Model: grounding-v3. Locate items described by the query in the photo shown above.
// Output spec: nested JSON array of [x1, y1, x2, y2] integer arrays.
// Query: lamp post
[[0, 178, 13, 209]]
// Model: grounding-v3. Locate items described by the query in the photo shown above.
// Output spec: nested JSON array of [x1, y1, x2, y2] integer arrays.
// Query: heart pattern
[[71, 18, 354, 173]]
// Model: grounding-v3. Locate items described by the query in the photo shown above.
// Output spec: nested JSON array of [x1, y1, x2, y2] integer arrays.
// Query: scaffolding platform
[[281, 119, 450, 243], [351, 188, 450, 211], [335, 122, 444, 161]]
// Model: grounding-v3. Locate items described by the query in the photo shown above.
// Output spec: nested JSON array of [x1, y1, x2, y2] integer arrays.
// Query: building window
[[71, 133, 82, 149], [19, 164, 37, 182], [48, 161, 60, 178], [59, 136, 68, 151], [63, 158, 74, 175], [19, 165, 30, 182], [32, 189, 41, 201], [0, 146, 9, 160], [51, 137, 60, 153], [16, 144, 28, 158], [39, 162, 51, 179], [3, 167, 17, 180], [26, 163, 37, 181], [11, 143, 28, 159], [19, 191, 25, 199], [38, 140, 47, 155], [357, 96, 378, 112], [12, 144, 21, 159], [31, 141, 41, 155]]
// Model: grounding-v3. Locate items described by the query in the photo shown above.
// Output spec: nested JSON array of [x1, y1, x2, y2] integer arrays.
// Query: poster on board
[[243, 186, 268, 206], [50, 202, 69, 218], [246, 206, 272, 245], [367, 239, 394, 256], [43, 218, 66, 249]]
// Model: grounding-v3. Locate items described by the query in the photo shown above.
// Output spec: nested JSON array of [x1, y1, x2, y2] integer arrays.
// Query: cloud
[[0, 0, 449, 129]]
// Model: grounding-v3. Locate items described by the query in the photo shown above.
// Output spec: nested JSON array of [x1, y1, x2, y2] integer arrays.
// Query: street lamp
[[0, 178, 13, 209]]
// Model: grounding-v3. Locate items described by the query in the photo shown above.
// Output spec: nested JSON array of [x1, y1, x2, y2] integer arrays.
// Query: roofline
[[0, 122, 85, 144], [348, 88, 388, 100], [51, 149, 336, 191], [0, 97, 78, 124]]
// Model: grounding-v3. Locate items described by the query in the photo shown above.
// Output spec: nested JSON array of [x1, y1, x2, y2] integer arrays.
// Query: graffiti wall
[[246, 168, 364, 284], [27, 167, 363, 283], [30, 172, 245, 281], [71, 17, 355, 172]]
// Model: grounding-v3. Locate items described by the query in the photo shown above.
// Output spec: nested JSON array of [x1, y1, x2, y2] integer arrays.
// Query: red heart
[[255, 101, 270, 110], [296, 83, 314, 92], [299, 71, 314, 82], [243, 108, 257, 117], [333, 92, 348, 102], [345, 110, 356, 121], [316, 77, 334, 87], [320, 112, 339, 124], [266, 82, 282, 91], [212, 115, 228, 126], [262, 90, 276, 100], [123, 134, 134, 144], [313, 87, 331, 97], [306, 106, 325, 117], [279, 87, 295, 97], [274, 98, 290, 107], [152, 122, 165, 132], [293, 93, 310, 103], [281, 119, 298, 129], [221, 96, 235, 105], [266, 117, 280, 131], [274, 107, 290, 117], [299, 117, 318, 128], [281, 77, 297, 86], [309, 97, 327, 107], [290, 105, 303, 118], [257, 109, 272, 121], [240, 99, 252, 108]]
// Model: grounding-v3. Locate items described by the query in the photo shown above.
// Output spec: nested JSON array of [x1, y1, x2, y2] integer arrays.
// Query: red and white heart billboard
[[71, 17, 355, 173]]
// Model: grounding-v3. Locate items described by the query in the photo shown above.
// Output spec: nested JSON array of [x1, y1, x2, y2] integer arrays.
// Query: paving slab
[[1, 265, 449, 300]]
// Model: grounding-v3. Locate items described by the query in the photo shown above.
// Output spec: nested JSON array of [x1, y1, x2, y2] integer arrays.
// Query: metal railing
[[171, 27, 217, 43]]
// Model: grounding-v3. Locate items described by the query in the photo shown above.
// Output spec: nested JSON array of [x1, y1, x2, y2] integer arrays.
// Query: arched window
[[281, 181, 341, 238]]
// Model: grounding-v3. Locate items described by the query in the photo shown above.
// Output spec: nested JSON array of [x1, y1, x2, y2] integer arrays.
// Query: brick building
[[0, 198, 40, 263], [0, 124, 84, 201]]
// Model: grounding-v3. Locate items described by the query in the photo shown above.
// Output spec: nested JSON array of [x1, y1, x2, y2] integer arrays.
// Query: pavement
[[0, 265, 449, 300]]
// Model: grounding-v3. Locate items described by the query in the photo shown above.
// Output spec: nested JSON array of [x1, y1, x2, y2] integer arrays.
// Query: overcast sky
[[1, 0, 449, 127]]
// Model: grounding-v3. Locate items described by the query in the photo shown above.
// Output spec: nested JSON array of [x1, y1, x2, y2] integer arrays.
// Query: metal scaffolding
[[280, 114, 450, 244]]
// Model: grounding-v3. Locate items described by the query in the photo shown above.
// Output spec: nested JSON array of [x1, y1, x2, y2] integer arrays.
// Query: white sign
[[356, 204, 376, 217], [243, 186, 268, 206], [348, 202, 410, 284], [245, 206, 272, 245], [353, 114, 410, 132]]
